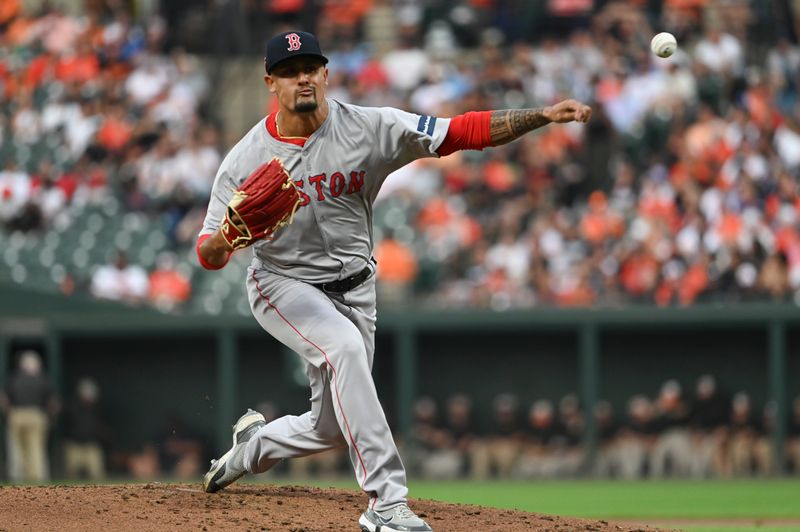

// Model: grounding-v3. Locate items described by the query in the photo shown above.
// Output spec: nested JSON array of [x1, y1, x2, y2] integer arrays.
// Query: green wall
[[600, 328, 769, 409], [417, 332, 578, 426]]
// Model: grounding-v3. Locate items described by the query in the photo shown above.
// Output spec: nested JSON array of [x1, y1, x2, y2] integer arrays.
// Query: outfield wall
[[0, 288, 798, 473]]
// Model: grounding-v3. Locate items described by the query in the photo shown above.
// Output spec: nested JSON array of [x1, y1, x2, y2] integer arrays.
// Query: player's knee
[[324, 334, 367, 368]]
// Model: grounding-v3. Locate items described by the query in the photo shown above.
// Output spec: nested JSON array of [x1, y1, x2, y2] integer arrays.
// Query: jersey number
[[286, 33, 302, 51]]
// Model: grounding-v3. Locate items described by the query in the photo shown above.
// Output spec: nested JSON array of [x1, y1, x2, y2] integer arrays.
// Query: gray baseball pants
[[243, 266, 407, 511]]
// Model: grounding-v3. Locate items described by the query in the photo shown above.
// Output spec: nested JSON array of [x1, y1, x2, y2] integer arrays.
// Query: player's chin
[[294, 98, 318, 113]]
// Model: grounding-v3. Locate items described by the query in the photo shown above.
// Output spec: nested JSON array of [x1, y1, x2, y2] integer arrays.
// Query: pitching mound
[[0, 483, 670, 531]]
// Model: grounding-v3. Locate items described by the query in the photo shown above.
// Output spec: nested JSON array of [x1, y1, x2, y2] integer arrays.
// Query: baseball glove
[[221, 157, 301, 250]]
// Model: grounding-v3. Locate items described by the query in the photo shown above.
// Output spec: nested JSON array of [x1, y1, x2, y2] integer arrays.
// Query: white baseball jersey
[[201, 99, 451, 281], [203, 98, 452, 513]]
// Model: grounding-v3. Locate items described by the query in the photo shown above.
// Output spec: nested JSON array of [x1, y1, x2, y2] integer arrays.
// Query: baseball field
[[398, 478, 800, 532], [284, 477, 800, 532], [2, 478, 798, 531]]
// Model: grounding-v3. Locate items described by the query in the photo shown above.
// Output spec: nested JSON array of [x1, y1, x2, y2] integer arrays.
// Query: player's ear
[[264, 74, 276, 93]]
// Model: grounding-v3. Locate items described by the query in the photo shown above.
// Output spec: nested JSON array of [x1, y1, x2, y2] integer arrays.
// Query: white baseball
[[650, 32, 677, 58]]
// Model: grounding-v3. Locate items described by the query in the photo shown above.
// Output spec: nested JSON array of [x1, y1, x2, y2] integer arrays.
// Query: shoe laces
[[393, 504, 417, 519]]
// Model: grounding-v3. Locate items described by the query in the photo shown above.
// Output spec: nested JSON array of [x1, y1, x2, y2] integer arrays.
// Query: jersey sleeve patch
[[416, 115, 437, 136]]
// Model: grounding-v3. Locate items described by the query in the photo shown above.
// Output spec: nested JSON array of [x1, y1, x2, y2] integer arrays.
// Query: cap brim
[[266, 54, 329, 74]]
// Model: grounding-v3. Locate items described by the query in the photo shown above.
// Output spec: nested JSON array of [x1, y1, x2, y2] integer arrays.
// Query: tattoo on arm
[[489, 108, 550, 145]]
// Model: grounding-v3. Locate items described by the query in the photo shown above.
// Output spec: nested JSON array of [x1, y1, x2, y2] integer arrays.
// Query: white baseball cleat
[[359, 503, 433, 531], [203, 408, 266, 493]]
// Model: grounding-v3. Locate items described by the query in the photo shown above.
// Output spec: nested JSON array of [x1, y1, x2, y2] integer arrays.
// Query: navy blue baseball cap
[[265, 31, 328, 74]]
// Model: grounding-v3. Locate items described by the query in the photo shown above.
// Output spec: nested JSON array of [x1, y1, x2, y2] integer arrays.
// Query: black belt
[[314, 266, 373, 293]]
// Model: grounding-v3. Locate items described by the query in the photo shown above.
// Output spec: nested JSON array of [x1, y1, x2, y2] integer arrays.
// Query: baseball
[[651, 32, 677, 58]]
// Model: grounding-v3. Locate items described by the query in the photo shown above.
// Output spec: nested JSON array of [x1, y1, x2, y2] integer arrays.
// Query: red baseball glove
[[221, 157, 301, 250]]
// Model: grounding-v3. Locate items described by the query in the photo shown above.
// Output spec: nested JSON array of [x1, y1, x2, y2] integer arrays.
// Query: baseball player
[[197, 31, 591, 532]]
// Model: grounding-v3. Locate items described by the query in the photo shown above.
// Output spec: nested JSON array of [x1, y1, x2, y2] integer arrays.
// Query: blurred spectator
[[693, 24, 744, 78], [517, 399, 561, 478], [650, 380, 691, 477], [148, 251, 191, 311], [0, 350, 59, 482], [755, 401, 776, 475], [374, 232, 418, 305], [63, 377, 107, 480], [0, 162, 31, 226], [688, 374, 729, 478], [727, 391, 761, 476], [788, 396, 800, 473], [0, 0, 20, 27], [443, 394, 479, 478], [156, 415, 206, 480], [90, 249, 149, 303], [592, 400, 621, 477], [127, 443, 160, 480], [556, 393, 585, 475], [407, 396, 461, 479], [613, 395, 657, 479], [472, 393, 523, 479], [380, 22, 429, 93]]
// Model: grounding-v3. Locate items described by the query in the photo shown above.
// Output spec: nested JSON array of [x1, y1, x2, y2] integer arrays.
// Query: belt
[[314, 265, 373, 294]]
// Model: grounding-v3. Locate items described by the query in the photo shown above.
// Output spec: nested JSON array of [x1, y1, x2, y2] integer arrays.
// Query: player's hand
[[544, 99, 592, 124]]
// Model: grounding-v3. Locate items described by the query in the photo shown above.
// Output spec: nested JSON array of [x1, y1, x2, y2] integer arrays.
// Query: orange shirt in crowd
[[555, 283, 595, 307], [374, 238, 418, 284], [417, 197, 454, 228], [620, 252, 659, 296], [678, 263, 708, 305], [55, 53, 100, 83], [269, 0, 305, 14], [716, 211, 743, 244], [97, 117, 133, 152], [483, 160, 516, 192], [148, 270, 191, 305], [580, 191, 623, 243], [0, 0, 20, 25], [322, 0, 372, 26], [24, 54, 55, 89]]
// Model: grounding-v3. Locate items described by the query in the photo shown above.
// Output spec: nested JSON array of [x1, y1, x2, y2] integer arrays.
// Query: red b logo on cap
[[286, 33, 301, 51]]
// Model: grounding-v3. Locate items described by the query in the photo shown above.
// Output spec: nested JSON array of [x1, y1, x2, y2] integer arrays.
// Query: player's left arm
[[197, 231, 234, 269]]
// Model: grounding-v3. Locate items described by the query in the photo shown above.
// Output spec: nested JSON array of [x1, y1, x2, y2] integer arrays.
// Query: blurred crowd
[[0, 348, 212, 482], [2, 0, 800, 310], [310, 0, 800, 310], [0, 0, 216, 308], [406, 376, 800, 480], [3, 349, 800, 482]]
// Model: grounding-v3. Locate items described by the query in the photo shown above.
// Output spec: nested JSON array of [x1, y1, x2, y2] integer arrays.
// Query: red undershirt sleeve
[[436, 111, 493, 157], [196, 233, 230, 270]]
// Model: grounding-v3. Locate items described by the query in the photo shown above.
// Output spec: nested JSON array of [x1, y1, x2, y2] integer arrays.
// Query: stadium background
[[1, 0, 800, 529]]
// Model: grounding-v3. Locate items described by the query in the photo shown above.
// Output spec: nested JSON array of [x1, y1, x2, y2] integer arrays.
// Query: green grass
[[404, 479, 800, 519], [682, 529, 800, 532], [280, 478, 800, 532]]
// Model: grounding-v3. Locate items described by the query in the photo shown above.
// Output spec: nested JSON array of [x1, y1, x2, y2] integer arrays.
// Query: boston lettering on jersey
[[292, 170, 366, 206]]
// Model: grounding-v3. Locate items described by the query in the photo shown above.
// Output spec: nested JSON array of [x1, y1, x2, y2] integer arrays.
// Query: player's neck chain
[[276, 112, 310, 140]]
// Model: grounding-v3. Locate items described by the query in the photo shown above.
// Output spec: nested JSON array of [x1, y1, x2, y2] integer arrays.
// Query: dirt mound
[[0, 483, 671, 531]]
